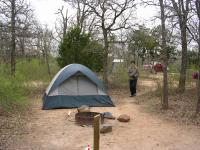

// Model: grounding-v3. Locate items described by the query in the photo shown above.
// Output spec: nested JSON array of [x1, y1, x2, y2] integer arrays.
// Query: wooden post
[[93, 114, 100, 150]]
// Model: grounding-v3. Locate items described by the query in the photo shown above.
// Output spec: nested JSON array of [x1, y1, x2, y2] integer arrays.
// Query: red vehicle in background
[[153, 63, 164, 73], [143, 62, 164, 73]]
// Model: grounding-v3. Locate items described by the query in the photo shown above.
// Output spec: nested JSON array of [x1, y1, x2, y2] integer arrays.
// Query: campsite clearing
[[8, 79, 200, 150]]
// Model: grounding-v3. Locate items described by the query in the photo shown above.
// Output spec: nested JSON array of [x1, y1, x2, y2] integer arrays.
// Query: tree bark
[[45, 51, 51, 76], [43, 36, 51, 76], [197, 23, 200, 113], [196, 0, 200, 113], [103, 28, 109, 87], [63, 9, 68, 39], [159, 0, 168, 109], [171, 0, 189, 92], [11, 0, 16, 76], [19, 37, 25, 58], [44, 46, 51, 76], [178, 24, 188, 92]]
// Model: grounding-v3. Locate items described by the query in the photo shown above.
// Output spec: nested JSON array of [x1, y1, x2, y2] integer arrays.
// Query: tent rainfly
[[42, 64, 114, 109]]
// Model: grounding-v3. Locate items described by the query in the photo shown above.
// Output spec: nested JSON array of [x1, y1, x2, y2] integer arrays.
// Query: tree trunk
[[163, 65, 168, 109], [63, 23, 67, 39], [196, 0, 200, 113], [20, 37, 25, 58], [178, 24, 188, 92], [103, 29, 109, 87], [44, 41, 51, 76], [196, 34, 200, 113], [159, 0, 168, 109], [170, 0, 188, 92], [62, 10, 68, 39], [133, 49, 136, 61], [11, 0, 16, 76], [137, 55, 139, 67], [45, 51, 51, 76]]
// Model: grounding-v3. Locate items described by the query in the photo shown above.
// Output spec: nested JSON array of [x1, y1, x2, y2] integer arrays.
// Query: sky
[[29, 0, 67, 28], [28, 0, 159, 29]]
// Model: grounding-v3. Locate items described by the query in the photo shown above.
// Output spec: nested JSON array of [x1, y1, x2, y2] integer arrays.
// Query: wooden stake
[[93, 114, 100, 150]]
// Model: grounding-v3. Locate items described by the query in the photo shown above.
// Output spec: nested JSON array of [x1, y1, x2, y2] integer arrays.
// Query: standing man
[[128, 61, 139, 97]]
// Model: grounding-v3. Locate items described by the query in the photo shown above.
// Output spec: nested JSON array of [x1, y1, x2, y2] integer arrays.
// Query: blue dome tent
[[42, 64, 114, 109]]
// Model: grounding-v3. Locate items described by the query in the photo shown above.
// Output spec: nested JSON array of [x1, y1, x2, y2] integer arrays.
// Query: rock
[[117, 114, 130, 122], [80, 124, 87, 127], [102, 112, 116, 120], [100, 124, 112, 133], [77, 105, 90, 112]]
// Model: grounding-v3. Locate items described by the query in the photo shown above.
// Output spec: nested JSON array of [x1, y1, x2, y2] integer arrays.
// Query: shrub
[[57, 26, 103, 71]]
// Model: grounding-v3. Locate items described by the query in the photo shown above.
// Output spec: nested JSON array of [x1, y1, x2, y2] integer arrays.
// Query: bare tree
[[82, 0, 135, 86], [0, 17, 10, 64], [55, 6, 69, 40], [159, 0, 168, 109], [0, 0, 34, 75], [185, 0, 200, 113], [16, 5, 35, 58], [10, 0, 16, 76], [64, 0, 92, 31], [38, 25, 54, 76], [169, 0, 191, 92], [195, 0, 200, 113]]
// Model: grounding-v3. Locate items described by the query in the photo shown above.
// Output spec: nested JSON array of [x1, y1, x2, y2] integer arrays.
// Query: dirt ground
[[6, 79, 200, 150]]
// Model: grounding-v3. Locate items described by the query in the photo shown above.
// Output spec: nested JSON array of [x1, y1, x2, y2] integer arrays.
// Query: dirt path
[[10, 99, 200, 149], [9, 80, 200, 150]]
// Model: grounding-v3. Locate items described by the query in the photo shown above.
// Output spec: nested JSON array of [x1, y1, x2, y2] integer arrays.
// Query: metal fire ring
[[75, 112, 104, 126]]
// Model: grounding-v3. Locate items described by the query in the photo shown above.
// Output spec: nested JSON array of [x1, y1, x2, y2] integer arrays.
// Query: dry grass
[[100, 69, 200, 129], [108, 71, 200, 126], [134, 79, 200, 126], [0, 111, 31, 149]]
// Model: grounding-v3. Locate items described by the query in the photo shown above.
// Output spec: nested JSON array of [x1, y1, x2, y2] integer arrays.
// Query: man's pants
[[129, 79, 137, 95]]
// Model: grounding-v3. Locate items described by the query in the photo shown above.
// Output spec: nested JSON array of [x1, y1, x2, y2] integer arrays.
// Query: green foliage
[[57, 26, 90, 66], [115, 64, 129, 83], [0, 71, 27, 111], [110, 64, 129, 88], [168, 73, 179, 93], [57, 26, 103, 71], [129, 26, 159, 62], [151, 25, 177, 60], [0, 58, 59, 111], [128, 25, 177, 64], [16, 57, 59, 82], [168, 60, 181, 73], [128, 25, 158, 63], [188, 50, 198, 69], [82, 41, 103, 72]]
